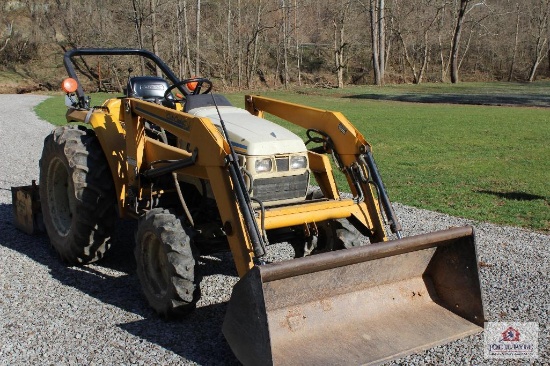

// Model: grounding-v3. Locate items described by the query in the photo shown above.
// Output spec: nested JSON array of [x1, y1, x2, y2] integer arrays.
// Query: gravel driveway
[[0, 94, 547, 365]]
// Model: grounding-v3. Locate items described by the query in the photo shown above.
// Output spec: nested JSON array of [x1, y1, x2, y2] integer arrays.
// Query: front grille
[[252, 172, 309, 202], [275, 156, 289, 171]]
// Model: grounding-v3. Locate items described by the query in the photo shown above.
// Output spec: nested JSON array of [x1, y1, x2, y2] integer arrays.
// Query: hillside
[[2, 0, 550, 93]]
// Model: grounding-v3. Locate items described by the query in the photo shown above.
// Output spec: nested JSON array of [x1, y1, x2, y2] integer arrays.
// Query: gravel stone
[[0, 95, 547, 365]]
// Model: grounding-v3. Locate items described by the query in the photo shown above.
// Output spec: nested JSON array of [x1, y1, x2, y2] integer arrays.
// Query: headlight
[[290, 155, 307, 170], [255, 158, 273, 173]]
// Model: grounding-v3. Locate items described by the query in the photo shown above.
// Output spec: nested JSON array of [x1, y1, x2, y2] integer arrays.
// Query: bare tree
[[369, 0, 381, 85], [224, 0, 233, 85], [241, 0, 272, 88], [175, 1, 185, 77], [394, 2, 442, 84], [508, 3, 520, 81], [150, 0, 162, 76], [195, 0, 201, 75], [131, 0, 146, 73], [527, 0, 549, 82], [295, 0, 302, 86], [0, 22, 13, 53], [333, 15, 346, 88], [378, 0, 385, 80], [450, 0, 489, 83], [4, 0, 550, 88], [281, 0, 290, 87], [450, 0, 469, 83], [366, 0, 386, 85], [237, 0, 243, 87], [182, 0, 193, 77]]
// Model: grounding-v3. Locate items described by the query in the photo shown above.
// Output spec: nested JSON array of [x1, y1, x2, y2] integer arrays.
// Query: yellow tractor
[[13, 48, 484, 365]]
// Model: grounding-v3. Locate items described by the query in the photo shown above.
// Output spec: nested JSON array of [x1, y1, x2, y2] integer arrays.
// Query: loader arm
[[245, 95, 398, 241], [124, 98, 260, 276]]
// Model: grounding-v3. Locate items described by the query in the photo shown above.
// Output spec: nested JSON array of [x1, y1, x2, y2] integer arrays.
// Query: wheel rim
[[142, 232, 170, 298], [46, 157, 74, 236]]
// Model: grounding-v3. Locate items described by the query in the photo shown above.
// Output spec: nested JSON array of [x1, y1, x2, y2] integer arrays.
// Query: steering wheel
[[164, 77, 213, 103]]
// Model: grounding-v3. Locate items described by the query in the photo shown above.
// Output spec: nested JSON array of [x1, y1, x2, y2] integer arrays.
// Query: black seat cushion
[[128, 76, 170, 101]]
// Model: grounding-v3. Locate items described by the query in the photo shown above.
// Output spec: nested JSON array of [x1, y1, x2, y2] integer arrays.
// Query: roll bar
[[63, 48, 182, 109]]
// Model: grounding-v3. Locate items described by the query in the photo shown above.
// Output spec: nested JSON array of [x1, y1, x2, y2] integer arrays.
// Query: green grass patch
[[35, 84, 550, 233]]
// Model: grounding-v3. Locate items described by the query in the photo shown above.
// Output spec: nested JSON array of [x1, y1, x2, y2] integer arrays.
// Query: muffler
[[223, 225, 484, 365]]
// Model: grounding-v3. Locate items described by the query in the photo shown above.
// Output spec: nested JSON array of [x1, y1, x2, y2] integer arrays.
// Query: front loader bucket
[[223, 225, 484, 366]]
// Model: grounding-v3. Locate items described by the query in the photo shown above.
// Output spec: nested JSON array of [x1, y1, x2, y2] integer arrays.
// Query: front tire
[[135, 208, 200, 317], [316, 217, 366, 251], [292, 189, 367, 256], [39, 125, 116, 264]]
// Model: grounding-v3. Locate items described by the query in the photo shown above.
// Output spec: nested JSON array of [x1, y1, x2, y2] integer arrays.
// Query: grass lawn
[[34, 83, 550, 233]]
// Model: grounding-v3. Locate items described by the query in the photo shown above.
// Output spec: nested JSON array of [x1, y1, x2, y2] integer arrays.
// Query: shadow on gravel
[[0, 206, 148, 317], [118, 302, 240, 365], [0, 202, 240, 365], [345, 93, 550, 107]]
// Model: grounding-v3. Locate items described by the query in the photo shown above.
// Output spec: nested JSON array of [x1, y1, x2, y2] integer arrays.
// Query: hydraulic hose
[[361, 150, 403, 239]]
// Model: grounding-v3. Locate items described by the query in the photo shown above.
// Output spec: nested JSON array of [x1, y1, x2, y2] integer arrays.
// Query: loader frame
[[62, 48, 401, 277]]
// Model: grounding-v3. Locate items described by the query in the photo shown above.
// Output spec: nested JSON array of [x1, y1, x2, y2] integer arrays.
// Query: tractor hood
[[188, 106, 306, 156]]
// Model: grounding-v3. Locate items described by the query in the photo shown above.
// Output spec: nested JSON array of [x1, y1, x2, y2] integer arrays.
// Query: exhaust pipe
[[223, 226, 484, 365]]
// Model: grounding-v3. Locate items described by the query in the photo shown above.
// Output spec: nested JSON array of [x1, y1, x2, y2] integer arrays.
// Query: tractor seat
[[127, 76, 172, 104]]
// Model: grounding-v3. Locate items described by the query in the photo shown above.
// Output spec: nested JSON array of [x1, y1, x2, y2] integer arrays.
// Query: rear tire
[[39, 125, 116, 264], [135, 208, 200, 317]]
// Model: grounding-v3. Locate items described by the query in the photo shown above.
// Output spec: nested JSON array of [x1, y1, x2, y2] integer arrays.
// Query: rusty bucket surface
[[223, 226, 484, 366]]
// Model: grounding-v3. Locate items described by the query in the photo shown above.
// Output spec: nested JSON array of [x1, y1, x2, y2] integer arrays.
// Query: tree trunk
[[334, 3, 349, 89], [397, 32, 418, 83], [295, 0, 301, 86], [508, 3, 520, 81], [0, 21, 12, 53], [237, 0, 243, 88], [527, 1, 549, 82], [150, 0, 161, 77], [282, 0, 289, 88], [225, 0, 232, 85], [246, 0, 263, 89], [176, 0, 185, 78], [252, 11, 261, 88], [132, 0, 145, 74], [450, 0, 469, 83], [182, 0, 193, 77], [418, 31, 430, 84], [334, 20, 344, 88], [378, 0, 385, 84], [528, 61, 540, 82], [195, 0, 201, 76], [528, 40, 548, 82], [370, 0, 381, 85]]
